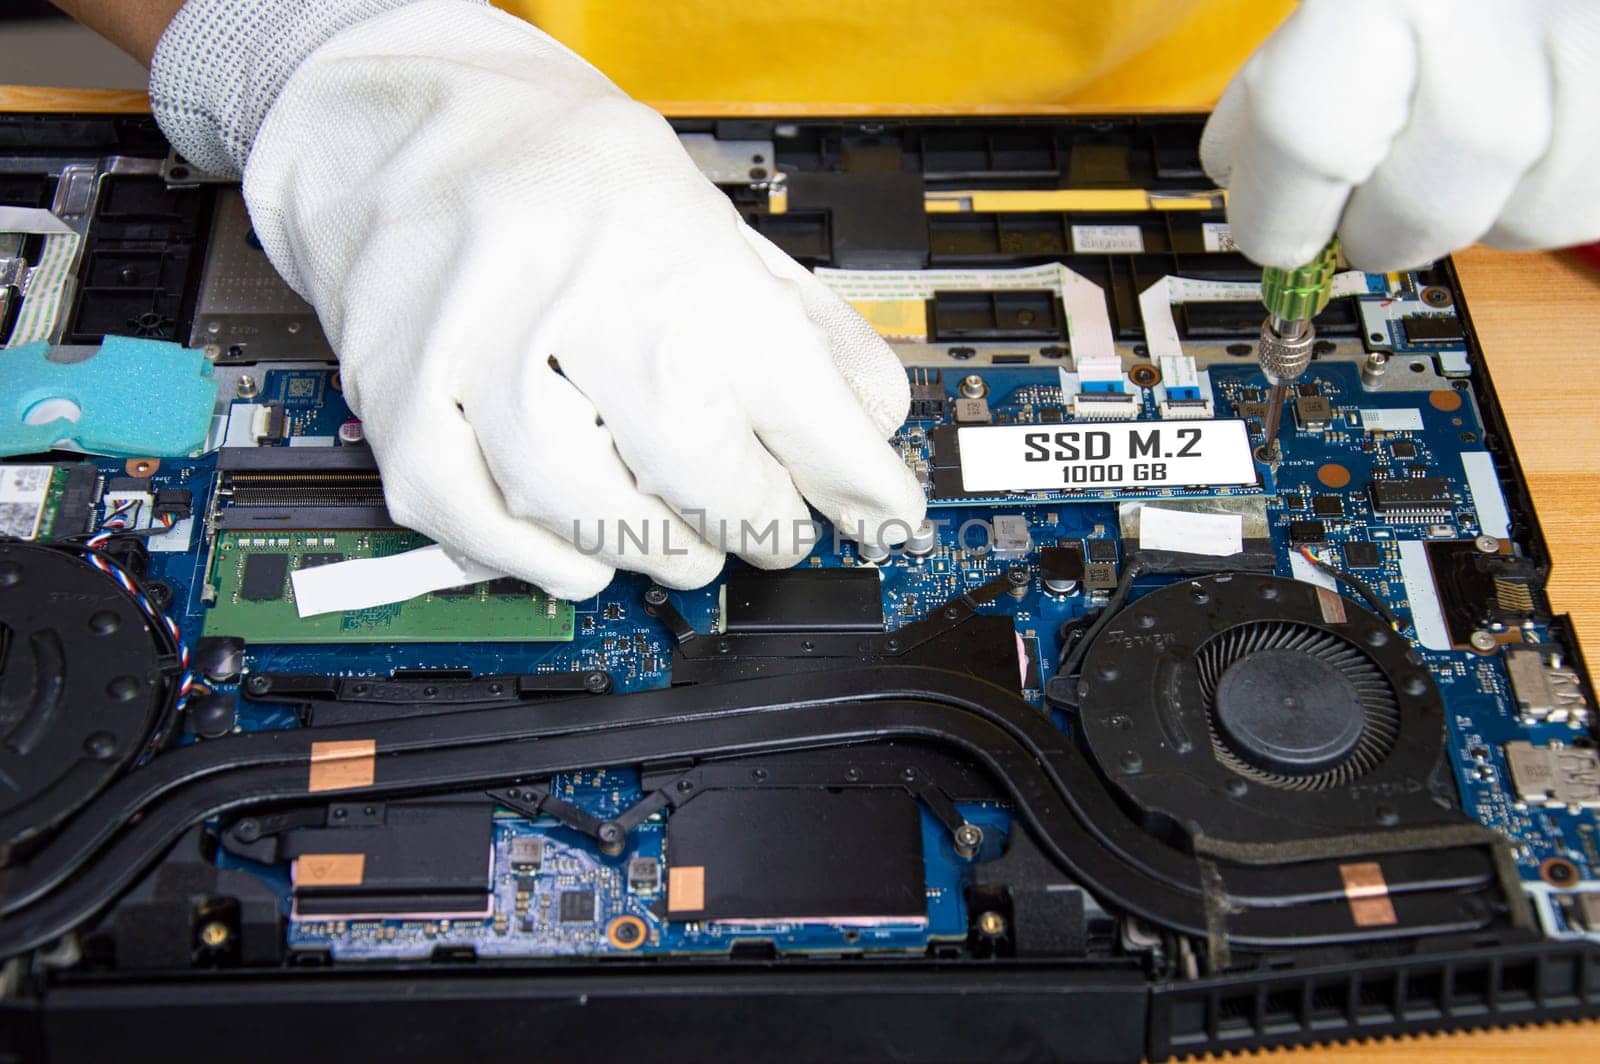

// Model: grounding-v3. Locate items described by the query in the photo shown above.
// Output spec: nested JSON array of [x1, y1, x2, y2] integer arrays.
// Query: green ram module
[[204, 530, 573, 643]]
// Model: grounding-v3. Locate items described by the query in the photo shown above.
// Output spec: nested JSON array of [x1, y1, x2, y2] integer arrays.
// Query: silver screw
[[1469, 630, 1498, 653], [235, 374, 259, 399], [1360, 350, 1390, 388], [1474, 535, 1500, 554], [953, 822, 984, 859], [959, 374, 988, 399]]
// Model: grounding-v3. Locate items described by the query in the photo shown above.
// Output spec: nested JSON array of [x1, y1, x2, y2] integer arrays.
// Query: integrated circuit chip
[[299, 552, 344, 569], [240, 552, 290, 601], [1342, 541, 1382, 569], [1288, 520, 1325, 546], [1400, 313, 1464, 344], [1369, 476, 1453, 514], [558, 890, 597, 924], [1085, 539, 1118, 564], [723, 568, 882, 633]]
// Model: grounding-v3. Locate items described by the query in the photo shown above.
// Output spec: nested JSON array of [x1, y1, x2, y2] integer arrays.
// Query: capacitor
[[338, 419, 365, 445], [905, 519, 938, 557], [1039, 546, 1084, 596], [194, 635, 246, 683], [1044, 575, 1080, 596], [187, 694, 237, 739], [856, 540, 891, 564]]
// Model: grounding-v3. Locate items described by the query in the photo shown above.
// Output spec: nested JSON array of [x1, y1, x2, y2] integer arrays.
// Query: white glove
[[1200, 0, 1600, 272], [151, 0, 923, 601]]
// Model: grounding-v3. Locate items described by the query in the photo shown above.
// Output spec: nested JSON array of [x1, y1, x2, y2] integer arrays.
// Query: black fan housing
[[0, 542, 166, 864], [1075, 573, 1460, 855]]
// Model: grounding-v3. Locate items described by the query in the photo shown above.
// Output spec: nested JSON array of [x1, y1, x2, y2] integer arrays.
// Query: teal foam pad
[[0, 337, 218, 457]]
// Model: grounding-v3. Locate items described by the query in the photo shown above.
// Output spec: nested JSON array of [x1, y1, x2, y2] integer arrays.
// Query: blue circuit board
[[21, 274, 1598, 955], [270, 787, 1010, 960]]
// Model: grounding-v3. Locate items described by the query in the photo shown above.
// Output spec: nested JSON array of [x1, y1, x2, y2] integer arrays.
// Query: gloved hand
[[150, 0, 923, 600], [1200, 0, 1600, 272]]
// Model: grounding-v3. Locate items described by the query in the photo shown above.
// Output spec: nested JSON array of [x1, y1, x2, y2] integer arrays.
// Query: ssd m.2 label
[[956, 420, 1258, 493]]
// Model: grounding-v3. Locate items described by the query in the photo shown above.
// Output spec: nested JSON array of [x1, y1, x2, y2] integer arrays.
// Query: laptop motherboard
[[0, 113, 1597, 1061]]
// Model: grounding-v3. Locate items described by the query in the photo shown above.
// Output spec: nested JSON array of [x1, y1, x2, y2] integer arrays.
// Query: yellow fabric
[[494, 1, 1296, 108]]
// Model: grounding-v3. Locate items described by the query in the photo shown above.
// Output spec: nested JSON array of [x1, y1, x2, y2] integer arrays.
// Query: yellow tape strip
[[924, 189, 1226, 214], [847, 298, 928, 341]]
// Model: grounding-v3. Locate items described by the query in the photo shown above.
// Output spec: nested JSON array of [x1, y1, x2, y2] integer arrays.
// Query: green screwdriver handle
[[1260, 237, 1340, 323]]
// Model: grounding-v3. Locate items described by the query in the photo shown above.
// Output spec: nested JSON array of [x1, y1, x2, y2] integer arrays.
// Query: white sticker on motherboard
[[1138, 506, 1243, 557], [0, 464, 52, 540], [1461, 451, 1511, 539], [1397, 540, 1452, 651], [955, 420, 1258, 493], [1360, 408, 1425, 432], [1071, 224, 1144, 254], [1200, 222, 1237, 252]]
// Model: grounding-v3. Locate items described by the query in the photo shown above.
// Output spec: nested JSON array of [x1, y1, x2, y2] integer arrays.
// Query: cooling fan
[[1075, 573, 1462, 857], [1195, 620, 1401, 791], [0, 542, 169, 864]]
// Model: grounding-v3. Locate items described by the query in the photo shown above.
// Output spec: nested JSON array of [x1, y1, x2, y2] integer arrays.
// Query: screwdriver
[[1256, 237, 1340, 460]]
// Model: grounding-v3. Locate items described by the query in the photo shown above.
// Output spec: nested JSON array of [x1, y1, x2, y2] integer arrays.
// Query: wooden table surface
[[3, 85, 1598, 1061], [1286, 244, 1600, 1063]]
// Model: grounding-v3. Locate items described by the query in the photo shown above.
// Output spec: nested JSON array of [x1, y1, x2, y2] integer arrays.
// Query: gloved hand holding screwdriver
[[52, 0, 1600, 599]]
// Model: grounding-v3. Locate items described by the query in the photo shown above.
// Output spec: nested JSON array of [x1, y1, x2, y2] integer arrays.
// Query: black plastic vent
[[1150, 943, 1600, 1058]]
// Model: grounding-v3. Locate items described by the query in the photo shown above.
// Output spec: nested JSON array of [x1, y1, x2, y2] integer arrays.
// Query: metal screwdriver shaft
[[1256, 238, 1339, 460], [1259, 319, 1306, 451]]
